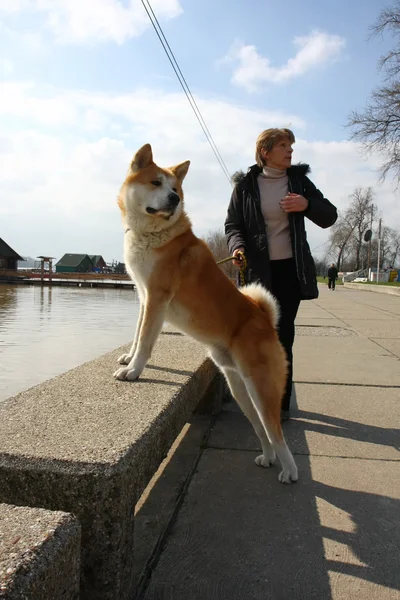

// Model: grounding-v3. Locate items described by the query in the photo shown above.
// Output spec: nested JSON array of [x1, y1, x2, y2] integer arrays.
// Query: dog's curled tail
[[240, 282, 280, 328]]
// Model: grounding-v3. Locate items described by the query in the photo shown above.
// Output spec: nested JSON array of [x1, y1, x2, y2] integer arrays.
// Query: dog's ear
[[170, 160, 190, 182], [131, 144, 153, 172]]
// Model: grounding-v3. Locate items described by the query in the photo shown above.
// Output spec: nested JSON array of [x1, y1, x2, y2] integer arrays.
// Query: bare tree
[[347, 188, 375, 269], [388, 228, 400, 264], [327, 187, 375, 270], [353, 223, 400, 269], [347, 2, 400, 182], [373, 226, 400, 266], [313, 257, 326, 277], [327, 217, 356, 270], [203, 229, 236, 279], [380, 225, 395, 265]]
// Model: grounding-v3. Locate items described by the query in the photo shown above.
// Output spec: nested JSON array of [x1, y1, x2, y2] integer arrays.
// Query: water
[[0, 284, 140, 401]]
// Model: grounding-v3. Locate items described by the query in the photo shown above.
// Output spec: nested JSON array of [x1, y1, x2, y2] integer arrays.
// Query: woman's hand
[[232, 247, 245, 267], [280, 193, 308, 213]]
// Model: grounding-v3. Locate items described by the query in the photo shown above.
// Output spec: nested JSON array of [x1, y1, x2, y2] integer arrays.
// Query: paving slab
[[370, 338, 400, 358], [295, 325, 357, 338], [325, 310, 396, 321], [296, 308, 337, 315], [343, 320, 400, 339], [143, 451, 400, 600], [293, 337, 400, 385], [295, 318, 347, 328], [328, 290, 400, 315], [297, 307, 332, 318], [207, 386, 400, 461]]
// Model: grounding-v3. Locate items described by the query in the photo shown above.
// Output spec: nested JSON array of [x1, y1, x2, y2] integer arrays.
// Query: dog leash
[[216, 251, 247, 287]]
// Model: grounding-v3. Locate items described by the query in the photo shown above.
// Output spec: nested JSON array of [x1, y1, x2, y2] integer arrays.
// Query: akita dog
[[114, 144, 298, 483]]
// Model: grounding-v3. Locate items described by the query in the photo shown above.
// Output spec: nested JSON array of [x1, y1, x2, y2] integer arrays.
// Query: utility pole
[[376, 218, 382, 284], [367, 204, 374, 272]]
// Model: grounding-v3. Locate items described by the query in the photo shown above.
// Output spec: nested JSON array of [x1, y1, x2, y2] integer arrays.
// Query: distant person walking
[[328, 263, 338, 290]]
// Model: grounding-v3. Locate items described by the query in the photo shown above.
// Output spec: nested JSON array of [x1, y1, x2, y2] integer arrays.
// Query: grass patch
[[317, 276, 343, 285]]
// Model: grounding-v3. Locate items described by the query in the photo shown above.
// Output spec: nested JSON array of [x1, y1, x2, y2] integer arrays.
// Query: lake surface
[[0, 284, 140, 401]]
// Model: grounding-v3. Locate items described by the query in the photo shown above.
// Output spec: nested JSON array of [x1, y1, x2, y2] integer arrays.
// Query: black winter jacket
[[328, 266, 338, 279], [225, 163, 338, 299]]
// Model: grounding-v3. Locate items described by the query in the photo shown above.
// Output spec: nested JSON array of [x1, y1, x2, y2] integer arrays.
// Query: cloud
[[2, 23, 45, 53], [1, 58, 14, 74], [1, 82, 79, 127], [0, 0, 29, 12], [0, 81, 398, 263], [220, 31, 346, 92], [0, 0, 183, 45], [0, 80, 306, 137]]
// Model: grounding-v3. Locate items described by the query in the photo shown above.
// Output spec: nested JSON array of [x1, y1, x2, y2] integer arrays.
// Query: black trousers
[[269, 259, 301, 411], [328, 277, 335, 290]]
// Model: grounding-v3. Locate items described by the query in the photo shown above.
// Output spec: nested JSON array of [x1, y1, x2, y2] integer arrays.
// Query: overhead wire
[[140, 0, 232, 185], [311, 239, 331, 253]]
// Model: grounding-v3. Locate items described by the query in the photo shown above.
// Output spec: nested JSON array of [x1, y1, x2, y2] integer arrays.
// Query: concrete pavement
[[135, 285, 400, 600]]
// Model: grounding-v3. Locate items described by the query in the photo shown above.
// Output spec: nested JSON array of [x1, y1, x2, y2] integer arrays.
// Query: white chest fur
[[124, 233, 157, 294]]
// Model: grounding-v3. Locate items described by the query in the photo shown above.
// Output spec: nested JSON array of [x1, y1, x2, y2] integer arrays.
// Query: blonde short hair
[[255, 128, 295, 167]]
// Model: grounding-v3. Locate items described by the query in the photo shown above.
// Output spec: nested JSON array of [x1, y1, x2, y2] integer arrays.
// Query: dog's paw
[[117, 353, 133, 365], [113, 366, 141, 381], [278, 467, 298, 484], [255, 452, 276, 468]]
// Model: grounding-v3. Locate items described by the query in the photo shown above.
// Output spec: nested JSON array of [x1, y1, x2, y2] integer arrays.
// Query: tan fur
[[114, 144, 298, 483]]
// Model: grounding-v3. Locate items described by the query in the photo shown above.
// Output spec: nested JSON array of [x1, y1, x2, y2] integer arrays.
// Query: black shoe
[[281, 409, 291, 422]]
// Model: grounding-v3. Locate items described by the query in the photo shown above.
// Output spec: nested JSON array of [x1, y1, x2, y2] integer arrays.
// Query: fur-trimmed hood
[[231, 163, 311, 187]]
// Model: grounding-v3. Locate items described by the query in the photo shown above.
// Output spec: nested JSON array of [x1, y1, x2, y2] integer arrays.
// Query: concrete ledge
[[344, 282, 400, 296], [0, 333, 222, 600], [0, 503, 80, 600]]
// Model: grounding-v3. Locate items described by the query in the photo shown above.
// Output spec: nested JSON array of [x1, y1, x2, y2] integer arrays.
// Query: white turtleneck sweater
[[257, 166, 293, 260]]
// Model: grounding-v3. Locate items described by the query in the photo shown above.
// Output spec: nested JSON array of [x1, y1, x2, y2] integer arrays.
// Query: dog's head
[[118, 144, 190, 228]]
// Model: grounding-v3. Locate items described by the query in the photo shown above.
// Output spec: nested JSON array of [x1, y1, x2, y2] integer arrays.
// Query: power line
[[140, 0, 232, 185], [141, 0, 231, 183], [311, 239, 330, 253]]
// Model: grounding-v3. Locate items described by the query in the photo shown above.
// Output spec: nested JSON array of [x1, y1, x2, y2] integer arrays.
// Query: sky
[[1, 0, 399, 264]]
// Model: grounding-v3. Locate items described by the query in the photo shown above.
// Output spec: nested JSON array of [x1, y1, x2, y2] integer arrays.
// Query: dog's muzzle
[[146, 192, 180, 217], [166, 192, 180, 211]]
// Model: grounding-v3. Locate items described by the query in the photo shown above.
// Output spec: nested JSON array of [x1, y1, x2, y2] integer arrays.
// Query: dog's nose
[[167, 192, 180, 208]]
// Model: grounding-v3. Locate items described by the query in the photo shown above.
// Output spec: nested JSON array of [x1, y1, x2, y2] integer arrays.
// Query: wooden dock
[[0, 270, 135, 290]]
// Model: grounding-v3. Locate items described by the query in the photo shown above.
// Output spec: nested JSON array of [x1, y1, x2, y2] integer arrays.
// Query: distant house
[[56, 254, 93, 273], [114, 262, 126, 274], [0, 238, 23, 270], [89, 255, 107, 271]]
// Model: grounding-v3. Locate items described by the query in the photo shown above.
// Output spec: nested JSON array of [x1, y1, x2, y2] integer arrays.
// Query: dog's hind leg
[[208, 347, 276, 466], [241, 369, 298, 483], [230, 331, 298, 483]]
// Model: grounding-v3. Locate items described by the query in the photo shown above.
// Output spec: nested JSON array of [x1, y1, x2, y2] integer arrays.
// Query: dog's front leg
[[113, 293, 170, 381], [117, 301, 144, 365]]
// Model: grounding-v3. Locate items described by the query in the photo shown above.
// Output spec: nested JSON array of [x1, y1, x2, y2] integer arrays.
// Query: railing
[[342, 269, 368, 283]]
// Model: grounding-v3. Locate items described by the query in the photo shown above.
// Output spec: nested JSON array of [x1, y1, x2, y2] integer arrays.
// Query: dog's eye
[[172, 188, 177, 192], [151, 180, 161, 187]]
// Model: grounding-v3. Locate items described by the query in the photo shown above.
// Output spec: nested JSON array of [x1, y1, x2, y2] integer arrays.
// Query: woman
[[225, 128, 337, 420]]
